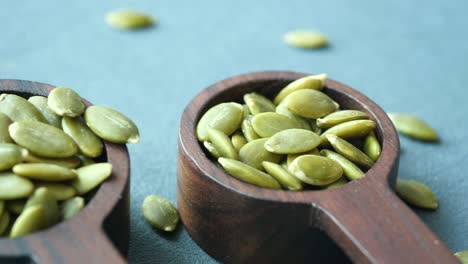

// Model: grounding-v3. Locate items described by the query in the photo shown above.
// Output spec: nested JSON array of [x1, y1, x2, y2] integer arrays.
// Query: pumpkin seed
[[323, 177, 348, 189], [283, 30, 328, 49], [218, 158, 281, 189], [35, 183, 76, 201], [231, 132, 247, 151], [244, 93, 276, 114], [251, 112, 302, 137], [0, 172, 34, 200], [0, 210, 9, 235], [286, 149, 320, 166], [0, 112, 13, 143], [85, 106, 140, 144], [275, 102, 312, 130], [23, 153, 81, 169], [363, 131, 381, 162], [241, 115, 260, 142], [207, 128, 238, 160], [396, 179, 438, 210], [71, 163, 112, 195], [106, 10, 154, 30], [0, 94, 46, 122], [10, 205, 45, 238], [9, 121, 78, 158], [78, 155, 95, 167], [28, 96, 62, 128], [388, 113, 438, 141], [239, 138, 282, 170], [0, 200, 3, 216], [316, 110, 369, 129], [262, 161, 303, 191], [455, 251, 468, 263], [47, 87, 85, 117], [288, 155, 343, 186], [24, 187, 59, 227], [6, 199, 26, 215], [196, 102, 243, 141], [61, 197, 84, 220], [320, 120, 376, 145], [13, 163, 77, 182], [273, 74, 326, 105], [142, 195, 179, 232], [203, 141, 221, 159], [0, 143, 28, 171], [326, 134, 375, 169], [320, 149, 364, 180], [265, 129, 321, 154], [283, 89, 336, 119], [242, 104, 250, 117], [62, 117, 103, 158]]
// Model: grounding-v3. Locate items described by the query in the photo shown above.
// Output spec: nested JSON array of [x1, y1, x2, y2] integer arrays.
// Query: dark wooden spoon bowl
[[177, 71, 458, 263], [0, 80, 129, 264]]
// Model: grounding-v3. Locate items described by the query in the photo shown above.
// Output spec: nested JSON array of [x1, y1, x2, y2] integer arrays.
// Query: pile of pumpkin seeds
[[0, 87, 139, 238]]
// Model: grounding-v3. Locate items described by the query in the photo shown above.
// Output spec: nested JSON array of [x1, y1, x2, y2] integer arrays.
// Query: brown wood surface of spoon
[[0, 80, 130, 264], [177, 71, 459, 264]]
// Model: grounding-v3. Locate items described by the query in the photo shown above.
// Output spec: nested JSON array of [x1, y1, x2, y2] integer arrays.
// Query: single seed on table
[[0, 143, 28, 171], [286, 149, 320, 167], [207, 128, 238, 160], [142, 195, 179, 232], [395, 178, 438, 210], [282, 89, 337, 119], [323, 177, 348, 190], [455, 251, 468, 263], [363, 131, 381, 162], [47, 87, 85, 117], [24, 187, 60, 228], [244, 93, 276, 115], [239, 138, 282, 170], [13, 163, 77, 182], [106, 10, 155, 30], [264, 128, 321, 154], [388, 113, 439, 142], [61, 197, 84, 220], [0, 172, 34, 200], [6, 199, 26, 215], [10, 205, 45, 238], [262, 161, 303, 191], [28, 96, 62, 128], [273, 74, 326, 105], [251, 112, 302, 138], [241, 115, 260, 142], [35, 183, 77, 201], [71, 163, 113, 195], [320, 119, 376, 145], [203, 141, 221, 159], [231, 132, 247, 151], [320, 149, 364, 180], [62, 117, 103, 158], [0, 94, 46, 122], [0, 112, 13, 143], [218, 158, 281, 189], [196, 103, 243, 142], [23, 153, 81, 169], [283, 30, 328, 49], [326, 134, 375, 169], [0, 210, 10, 235], [275, 102, 312, 130], [288, 155, 343, 186], [316, 110, 369, 129]]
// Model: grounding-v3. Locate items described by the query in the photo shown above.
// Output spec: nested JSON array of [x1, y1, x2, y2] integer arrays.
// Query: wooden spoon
[[0, 80, 129, 264], [177, 71, 458, 263]]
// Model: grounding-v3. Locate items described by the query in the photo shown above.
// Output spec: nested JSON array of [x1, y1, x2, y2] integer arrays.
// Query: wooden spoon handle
[[315, 178, 458, 264]]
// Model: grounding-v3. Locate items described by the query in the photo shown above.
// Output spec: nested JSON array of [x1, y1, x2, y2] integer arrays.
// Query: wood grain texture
[[177, 71, 459, 263], [0, 80, 130, 264]]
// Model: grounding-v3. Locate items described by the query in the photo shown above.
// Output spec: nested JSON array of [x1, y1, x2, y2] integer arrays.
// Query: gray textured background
[[1, 0, 467, 263]]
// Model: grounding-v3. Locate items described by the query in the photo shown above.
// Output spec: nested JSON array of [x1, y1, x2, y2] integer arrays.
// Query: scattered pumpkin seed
[[316, 110, 369, 129], [28, 96, 62, 128], [106, 10, 154, 30], [0, 172, 34, 200], [218, 158, 281, 189], [13, 163, 77, 182], [264, 129, 320, 154], [286, 149, 320, 167], [241, 115, 260, 142], [203, 141, 221, 159], [71, 163, 112, 195], [231, 132, 247, 151], [455, 251, 468, 263], [142, 195, 179, 232], [47, 87, 85, 117], [326, 134, 375, 169], [24, 187, 59, 227], [283, 30, 328, 49], [0, 94, 46, 123], [320, 149, 364, 180], [288, 155, 343, 186], [23, 153, 81, 169], [0, 210, 9, 235], [0, 143, 28, 171], [396, 179, 438, 210], [207, 128, 238, 160], [363, 131, 381, 162], [275, 102, 312, 130], [35, 183, 76, 201], [244, 93, 276, 115], [273, 74, 326, 105], [239, 138, 282, 170], [6, 199, 25, 215], [196, 103, 244, 141], [251, 112, 302, 137], [0, 112, 13, 143], [320, 120, 376, 145], [262, 161, 302, 191], [10, 205, 45, 238], [388, 113, 438, 142], [283, 89, 337, 119], [62, 117, 103, 158], [61, 197, 84, 220]]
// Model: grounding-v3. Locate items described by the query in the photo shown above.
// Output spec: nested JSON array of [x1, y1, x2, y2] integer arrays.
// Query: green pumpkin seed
[[196, 103, 243, 142], [0, 143, 28, 171], [207, 128, 238, 160], [35, 183, 76, 201], [323, 177, 348, 189], [218, 158, 281, 189], [28, 96, 62, 128], [265, 129, 320, 154], [23, 153, 81, 169], [62, 117, 103, 158], [85, 106, 140, 144], [320, 120, 377, 145], [203, 141, 221, 159], [13, 163, 77, 182], [106, 10, 154, 30], [239, 138, 282, 170], [24, 187, 59, 227], [242, 104, 250, 117], [142, 195, 179, 232], [275, 102, 312, 130], [0, 94, 47, 123], [10, 205, 45, 238], [288, 155, 343, 186], [77, 155, 95, 166], [0, 112, 13, 143], [251, 112, 302, 137], [241, 115, 260, 142], [231, 132, 247, 151], [0, 172, 34, 200], [9, 121, 78, 158], [309, 119, 322, 134], [47, 87, 85, 117], [320, 149, 364, 180], [262, 161, 302, 191], [283, 89, 337, 119], [283, 30, 328, 49], [244, 93, 276, 115], [396, 179, 438, 210], [286, 149, 320, 166], [316, 110, 369, 129], [6, 199, 26, 215], [61, 197, 84, 220], [388, 113, 438, 141], [71, 163, 112, 195], [363, 132, 381, 162], [0, 210, 10, 235], [273, 74, 326, 105], [326, 134, 375, 169], [455, 251, 468, 263]]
